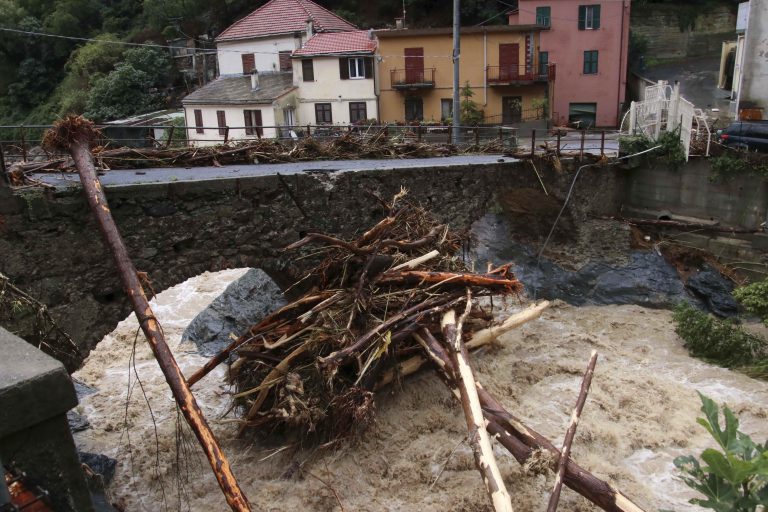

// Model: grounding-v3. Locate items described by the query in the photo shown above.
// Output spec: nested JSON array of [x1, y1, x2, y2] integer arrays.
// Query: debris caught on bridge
[[188, 190, 646, 512], [7, 129, 507, 186]]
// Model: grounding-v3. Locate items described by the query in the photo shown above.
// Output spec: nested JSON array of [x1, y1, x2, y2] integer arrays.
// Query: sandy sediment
[[73, 270, 768, 512]]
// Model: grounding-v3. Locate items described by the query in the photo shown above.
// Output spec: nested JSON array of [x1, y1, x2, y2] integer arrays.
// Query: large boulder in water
[[686, 264, 739, 318], [182, 268, 286, 356]]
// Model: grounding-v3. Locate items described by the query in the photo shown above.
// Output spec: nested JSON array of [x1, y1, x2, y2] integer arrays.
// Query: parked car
[[717, 121, 768, 152]]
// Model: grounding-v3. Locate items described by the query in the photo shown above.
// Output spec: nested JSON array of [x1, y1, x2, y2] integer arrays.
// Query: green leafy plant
[[673, 393, 768, 511], [459, 81, 484, 126], [710, 153, 768, 182], [619, 133, 654, 155], [734, 279, 768, 326], [673, 303, 768, 379], [656, 128, 687, 170]]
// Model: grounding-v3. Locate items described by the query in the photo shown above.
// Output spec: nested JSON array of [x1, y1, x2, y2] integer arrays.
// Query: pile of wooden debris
[[186, 191, 645, 512]]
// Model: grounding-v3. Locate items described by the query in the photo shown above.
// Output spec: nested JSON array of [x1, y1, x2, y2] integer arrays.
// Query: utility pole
[[452, 0, 460, 144]]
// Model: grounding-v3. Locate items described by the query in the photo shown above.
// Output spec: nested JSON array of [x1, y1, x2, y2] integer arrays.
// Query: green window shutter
[[593, 5, 601, 29], [578, 5, 586, 30], [339, 57, 349, 79]]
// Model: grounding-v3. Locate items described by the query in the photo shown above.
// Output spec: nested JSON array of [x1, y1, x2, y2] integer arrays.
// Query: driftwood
[[43, 116, 252, 512], [417, 330, 645, 512], [547, 350, 599, 512], [603, 215, 764, 234], [442, 304, 514, 512]]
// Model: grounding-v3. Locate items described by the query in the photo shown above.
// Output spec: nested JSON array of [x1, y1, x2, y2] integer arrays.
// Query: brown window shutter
[[364, 57, 373, 79], [216, 110, 226, 135], [302, 59, 314, 81], [339, 57, 349, 79], [279, 51, 292, 71], [194, 109, 204, 133], [241, 54, 255, 74], [253, 110, 263, 138], [243, 110, 253, 135]]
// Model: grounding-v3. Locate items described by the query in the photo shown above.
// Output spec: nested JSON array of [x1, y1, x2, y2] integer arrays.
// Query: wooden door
[[499, 44, 519, 81], [404, 47, 424, 83]]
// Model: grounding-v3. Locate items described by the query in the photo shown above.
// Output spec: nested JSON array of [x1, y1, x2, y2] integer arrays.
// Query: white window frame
[[348, 57, 365, 79], [584, 5, 597, 29]]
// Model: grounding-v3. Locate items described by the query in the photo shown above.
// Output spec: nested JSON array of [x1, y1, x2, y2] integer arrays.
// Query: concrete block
[[0, 327, 77, 438]]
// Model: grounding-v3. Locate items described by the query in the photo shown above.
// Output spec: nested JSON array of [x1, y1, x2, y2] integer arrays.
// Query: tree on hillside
[[85, 46, 172, 121]]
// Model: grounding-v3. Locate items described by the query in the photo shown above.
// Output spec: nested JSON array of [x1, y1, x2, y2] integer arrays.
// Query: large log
[[416, 329, 645, 512], [441, 305, 513, 512], [45, 117, 252, 512]]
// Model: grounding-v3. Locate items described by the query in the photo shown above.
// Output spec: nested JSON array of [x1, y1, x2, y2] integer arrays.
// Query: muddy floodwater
[[73, 270, 768, 511]]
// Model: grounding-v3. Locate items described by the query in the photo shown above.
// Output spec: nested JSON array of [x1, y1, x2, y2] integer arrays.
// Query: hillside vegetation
[[0, 0, 739, 126]]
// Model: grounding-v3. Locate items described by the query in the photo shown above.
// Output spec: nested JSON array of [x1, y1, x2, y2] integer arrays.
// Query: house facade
[[375, 26, 553, 126], [182, 73, 297, 144], [214, 0, 357, 76], [292, 30, 378, 125], [720, 0, 767, 119], [509, 0, 631, 127]]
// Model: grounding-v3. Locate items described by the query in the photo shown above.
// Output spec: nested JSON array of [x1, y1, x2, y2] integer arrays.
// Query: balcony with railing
[[486, 64, 556, 85], [390, 68, 436, 90]]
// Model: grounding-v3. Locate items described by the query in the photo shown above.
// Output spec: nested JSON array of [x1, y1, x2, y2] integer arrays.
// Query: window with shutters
[[315, 103, 332, 124], [216, 110, 227, 135], [578, 5, 601, 30], [243, 109, 263, 137], [194, 109, 204, 133], [535, 6, 551, 27], [538, 51, 549, 76], [349, 102, 367, 123], [583, 50, 598, 74], [348, 57, 365, 79], [279, 51, 292, 71], [241, 54, 255, 74], [302, 59, 314, 81]]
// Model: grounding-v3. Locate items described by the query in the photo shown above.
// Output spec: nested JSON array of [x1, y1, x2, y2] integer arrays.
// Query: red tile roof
[[216, 0, 357, 42], [293, 30, 377, 56]]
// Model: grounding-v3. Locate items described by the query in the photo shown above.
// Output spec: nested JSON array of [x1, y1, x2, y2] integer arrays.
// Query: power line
[[0, 26, 459, 59]]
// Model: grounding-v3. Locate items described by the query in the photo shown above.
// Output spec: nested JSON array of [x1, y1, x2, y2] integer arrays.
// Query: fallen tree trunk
[[416, 328, 645, 512], [547, 350, 599, 512], [441, 304, 514, 512], [44, 116, 252, 512]]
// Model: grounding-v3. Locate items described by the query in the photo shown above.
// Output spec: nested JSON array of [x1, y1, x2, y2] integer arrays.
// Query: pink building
[[509, 0, 630, 128]]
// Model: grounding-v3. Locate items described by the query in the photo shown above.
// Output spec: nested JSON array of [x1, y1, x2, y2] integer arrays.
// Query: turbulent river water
[[73, 269, 768, 512]]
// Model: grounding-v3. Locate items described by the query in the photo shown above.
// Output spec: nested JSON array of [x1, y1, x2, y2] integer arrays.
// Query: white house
[[215, 0, 357, 76], [182, 72, 297, 145], [292, 30, 378, 125]]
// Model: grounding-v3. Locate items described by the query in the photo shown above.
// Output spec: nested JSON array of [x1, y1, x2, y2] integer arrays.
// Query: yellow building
[[375, 25, 553, 125]]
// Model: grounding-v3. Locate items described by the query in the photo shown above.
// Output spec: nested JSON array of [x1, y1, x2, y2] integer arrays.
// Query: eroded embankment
[[72, 270, 768, 512]]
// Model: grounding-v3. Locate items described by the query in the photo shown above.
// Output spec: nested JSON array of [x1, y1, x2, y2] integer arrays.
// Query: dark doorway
[[405, 97, 424, 122], [502, 96, 522, 124]]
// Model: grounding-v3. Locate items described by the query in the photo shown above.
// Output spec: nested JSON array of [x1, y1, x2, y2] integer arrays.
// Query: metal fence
[[519, 128, 621, 158]]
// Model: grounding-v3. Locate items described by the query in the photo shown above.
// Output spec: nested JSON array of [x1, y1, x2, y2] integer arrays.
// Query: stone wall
[[631, 4, 736, 60], [4, 161, 622, 362]]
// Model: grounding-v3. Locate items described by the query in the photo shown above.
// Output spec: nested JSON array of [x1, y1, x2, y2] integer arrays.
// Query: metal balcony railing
[[486, 64, 556, 84], [390, 68, 436, 89]]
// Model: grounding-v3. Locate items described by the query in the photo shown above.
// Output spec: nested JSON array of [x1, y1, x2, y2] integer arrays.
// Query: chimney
[[251, 70, 260, 90], [395, 17, 405, 29], [368, 28, 374, 40], [306, 18, 314, 38]]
